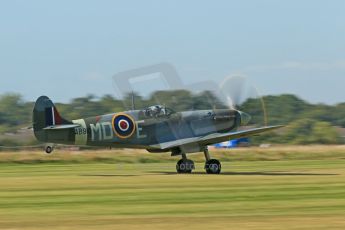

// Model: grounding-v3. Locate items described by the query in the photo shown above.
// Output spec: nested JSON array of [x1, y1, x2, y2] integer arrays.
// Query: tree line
[[0, 91, 344, 146]]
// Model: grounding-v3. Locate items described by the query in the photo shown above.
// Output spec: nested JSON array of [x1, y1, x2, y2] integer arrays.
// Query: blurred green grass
[[0, 146, 345, 229]]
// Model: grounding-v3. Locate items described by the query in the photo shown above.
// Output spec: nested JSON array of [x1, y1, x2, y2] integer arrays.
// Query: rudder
[[33, 96, 71, 142]]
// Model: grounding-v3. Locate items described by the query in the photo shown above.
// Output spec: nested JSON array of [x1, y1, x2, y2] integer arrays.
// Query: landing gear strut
[[176, 153, 195, 174], [204, 147, 221, 174]]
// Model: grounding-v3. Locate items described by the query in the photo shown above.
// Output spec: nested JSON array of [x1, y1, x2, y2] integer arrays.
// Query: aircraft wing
[[43, 124, 81, 130], [150, 125, 284, 150]]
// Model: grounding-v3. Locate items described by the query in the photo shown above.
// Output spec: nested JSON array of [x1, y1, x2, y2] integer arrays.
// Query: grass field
[[0, 146, 345, 229]]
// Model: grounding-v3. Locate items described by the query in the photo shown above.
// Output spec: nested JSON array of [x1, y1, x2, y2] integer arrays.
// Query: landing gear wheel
[[45, 146, 54, 154], [205, 159, 221, 174], [176, 159, 195, 174]]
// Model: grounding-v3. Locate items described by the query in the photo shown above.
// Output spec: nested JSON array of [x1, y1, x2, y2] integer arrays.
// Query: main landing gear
[[204, 147, 221, 174], [175, 147, 221, 174], [176, 153, 195, 174]]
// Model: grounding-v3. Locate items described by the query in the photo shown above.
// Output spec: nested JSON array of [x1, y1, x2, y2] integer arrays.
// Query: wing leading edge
[[150, 125, 284, 150], [43, 124, 81, 130]]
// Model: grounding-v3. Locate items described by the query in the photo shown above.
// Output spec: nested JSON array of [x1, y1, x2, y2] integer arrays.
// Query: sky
[[0, 0, 344, 104]]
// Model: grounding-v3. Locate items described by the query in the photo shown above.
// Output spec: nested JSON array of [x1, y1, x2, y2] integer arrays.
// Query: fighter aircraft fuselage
[[33, 96, 281, 174], [35, 107, 240, 152]]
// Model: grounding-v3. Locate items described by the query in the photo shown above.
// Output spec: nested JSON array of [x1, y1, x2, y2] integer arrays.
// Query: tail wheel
[[176, 159, 195, 174], [205, 159, 221, 174], [45, 146, 54, 154]]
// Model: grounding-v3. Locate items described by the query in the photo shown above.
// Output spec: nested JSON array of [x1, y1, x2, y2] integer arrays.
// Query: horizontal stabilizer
[[43, 124, 80, 130]]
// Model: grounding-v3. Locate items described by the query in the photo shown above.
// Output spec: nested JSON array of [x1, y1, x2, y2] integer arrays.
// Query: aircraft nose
[[238, 111, 251, 126]]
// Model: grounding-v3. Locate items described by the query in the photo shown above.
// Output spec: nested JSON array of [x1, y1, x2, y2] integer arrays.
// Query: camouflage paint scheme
[[33, 96, 282, 155]]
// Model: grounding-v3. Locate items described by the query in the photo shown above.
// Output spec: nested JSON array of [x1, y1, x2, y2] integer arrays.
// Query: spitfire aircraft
[[33, 96, 283, 174]]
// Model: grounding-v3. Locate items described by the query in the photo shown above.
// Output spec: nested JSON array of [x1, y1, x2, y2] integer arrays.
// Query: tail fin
[[33, 96, 72, 142]]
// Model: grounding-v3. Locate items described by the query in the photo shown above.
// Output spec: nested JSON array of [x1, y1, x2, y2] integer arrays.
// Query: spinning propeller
[[219, 75, 268, 126]]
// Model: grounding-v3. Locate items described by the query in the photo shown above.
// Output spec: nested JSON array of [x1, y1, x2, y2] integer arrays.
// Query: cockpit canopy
[[143, 105, 175, 118]]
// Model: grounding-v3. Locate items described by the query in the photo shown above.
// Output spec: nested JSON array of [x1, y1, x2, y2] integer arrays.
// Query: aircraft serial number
[[75, 128, 87, 135]]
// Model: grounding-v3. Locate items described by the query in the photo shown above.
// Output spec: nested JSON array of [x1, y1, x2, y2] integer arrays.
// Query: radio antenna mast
[[131, 91, 135, 110]]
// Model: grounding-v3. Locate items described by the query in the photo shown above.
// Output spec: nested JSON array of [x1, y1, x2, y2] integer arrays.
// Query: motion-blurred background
[[0, 92, 344, 147]]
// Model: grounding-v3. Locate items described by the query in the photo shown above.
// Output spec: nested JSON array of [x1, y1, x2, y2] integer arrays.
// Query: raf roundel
[[112, 113, 136, 138]]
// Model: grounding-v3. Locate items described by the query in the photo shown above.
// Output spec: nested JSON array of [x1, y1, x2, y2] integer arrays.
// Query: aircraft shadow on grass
[[80, 174, 139, 177], [80, 171, 339, 177], [146, 171, 339, 176]]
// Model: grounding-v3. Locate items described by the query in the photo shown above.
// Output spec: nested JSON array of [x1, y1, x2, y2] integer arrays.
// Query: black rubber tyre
[[205, 159, 221, 174], [176, 159, 195, 174], [45, 146, 53, 154]]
